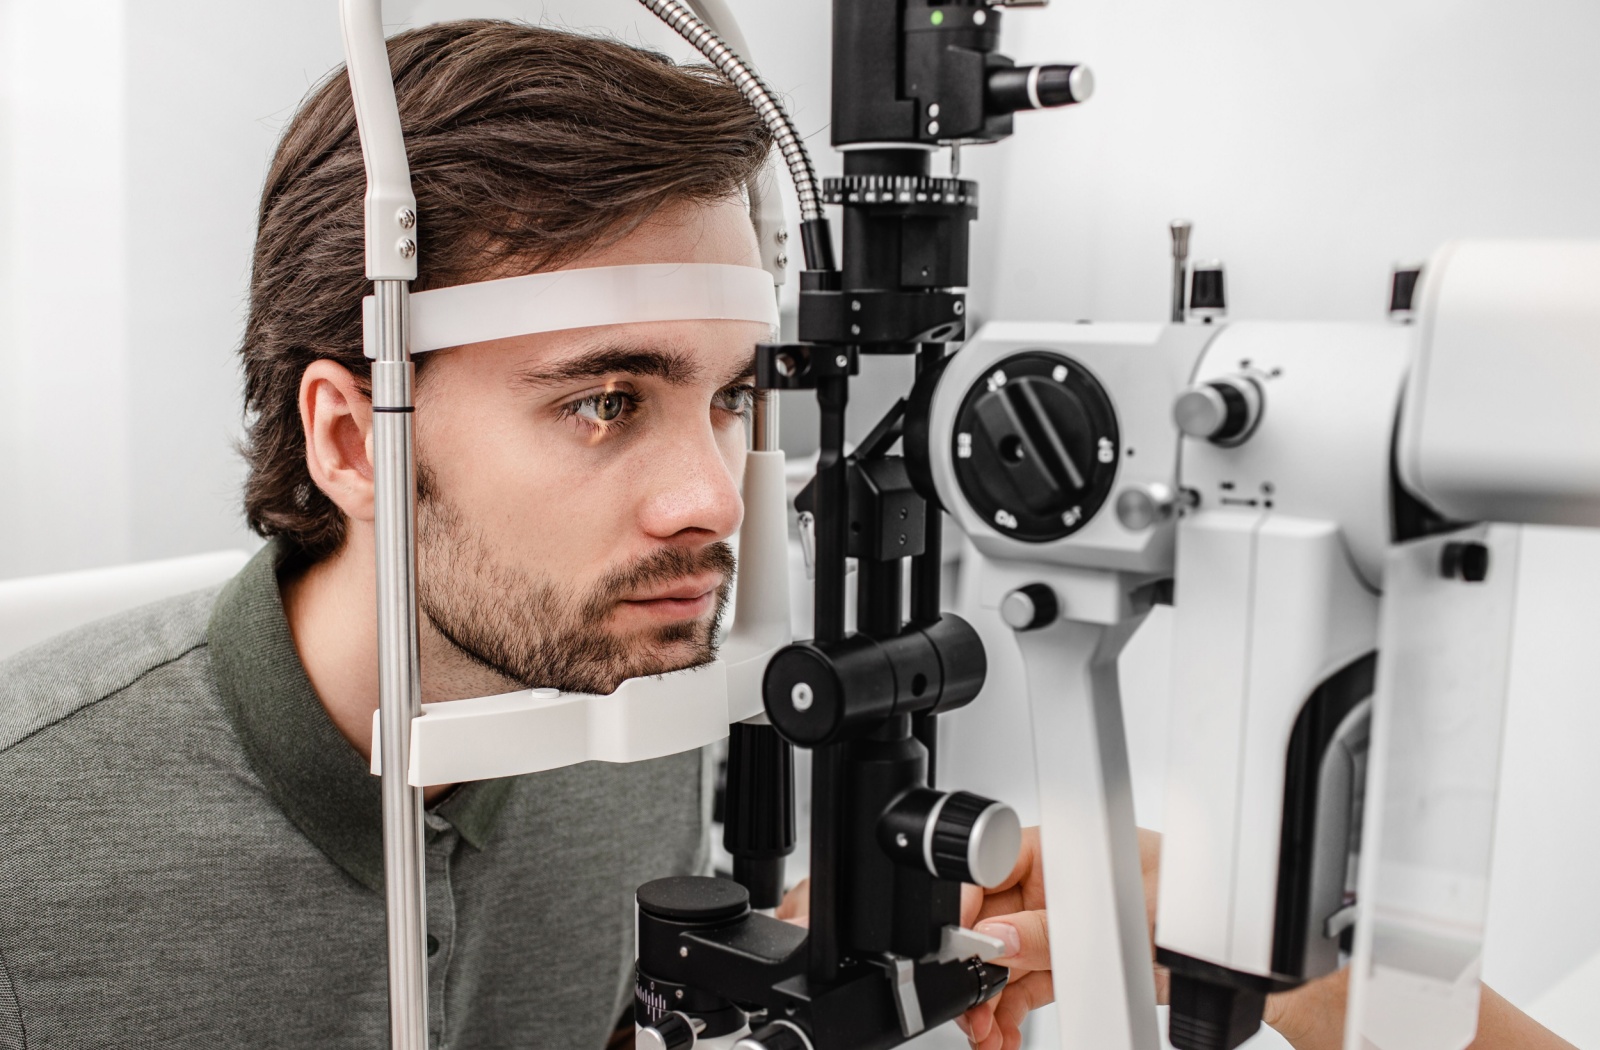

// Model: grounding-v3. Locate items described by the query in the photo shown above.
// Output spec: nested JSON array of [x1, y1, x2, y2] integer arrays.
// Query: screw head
[[973, 8, 988, 24], [775, 253, 789, 269], [953, 301, 966, 316], [928, 103, 942, 118], [927, 120, 941, 136], [396, 207, 416, 230], [397, 238, 417, 259], [850, 324, 861, 336], [851, 300, 862, 312], [791, 682, 814, 712], [679, 946, 689, 958], [776, 228, 789, 243], [895, 832, 909, 848], [835, 354, 849, 368]]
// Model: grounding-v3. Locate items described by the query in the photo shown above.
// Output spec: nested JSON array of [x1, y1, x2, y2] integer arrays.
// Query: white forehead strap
[[362, 262, 779, 357]]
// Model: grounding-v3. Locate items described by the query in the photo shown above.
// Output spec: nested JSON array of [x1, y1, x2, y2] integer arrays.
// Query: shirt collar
[[207, 541, 514, 891]]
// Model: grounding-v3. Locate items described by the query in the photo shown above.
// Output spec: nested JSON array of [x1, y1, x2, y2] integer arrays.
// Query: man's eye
[[566, 389, 638, 426], [715, 385, 756, 415]]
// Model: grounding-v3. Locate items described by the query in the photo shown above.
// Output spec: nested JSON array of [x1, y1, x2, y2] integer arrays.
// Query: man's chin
[[575, 622, 719, 694]]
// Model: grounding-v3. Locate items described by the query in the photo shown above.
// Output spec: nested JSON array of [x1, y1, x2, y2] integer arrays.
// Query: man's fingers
[[992, 971, 1056, 1050], [775, 878, 810, 921], [961, 882, 983, 928], [975, 908, 1052, 972]]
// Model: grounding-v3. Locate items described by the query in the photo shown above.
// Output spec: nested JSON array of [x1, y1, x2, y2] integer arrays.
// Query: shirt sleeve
[[0, 946, 23, 1050]]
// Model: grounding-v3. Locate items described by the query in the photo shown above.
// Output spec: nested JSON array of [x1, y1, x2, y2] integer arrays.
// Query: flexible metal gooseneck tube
[[636, 0, 836, 275]]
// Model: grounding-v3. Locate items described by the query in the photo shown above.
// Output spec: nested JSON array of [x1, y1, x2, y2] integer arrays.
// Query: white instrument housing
[[1157, 323, 1409, 993]]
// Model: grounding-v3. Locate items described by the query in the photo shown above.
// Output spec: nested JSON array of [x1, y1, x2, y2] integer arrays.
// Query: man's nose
[[636, 421, 744, 545]]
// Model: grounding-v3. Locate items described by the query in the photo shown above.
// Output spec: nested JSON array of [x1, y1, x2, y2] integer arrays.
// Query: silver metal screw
[[397, 238, 417, 260], [954, 301, 966, 315], [928, 120, 941, 136], [396, 207, 416, 230], [835, 354, 849, 368], [791, 682, 815, 712], [928, 103, 941, 118], [776, 254, 789, 269], [851, 324, 862, 336], [851, 300, 862, 312], [679, 946, 689, 958], [896, 833, 909, 848], [776, 228, 789, 243]]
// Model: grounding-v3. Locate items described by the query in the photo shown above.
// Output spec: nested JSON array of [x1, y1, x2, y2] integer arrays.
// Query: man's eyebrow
[[511, 345, 701, 387], [720, 351, 758, 389]]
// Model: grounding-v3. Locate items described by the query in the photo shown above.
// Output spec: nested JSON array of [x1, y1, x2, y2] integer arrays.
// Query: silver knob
[[1174, 376, 1262, 446], [1001, 584, 1058, 631], [1116, 483, 1178, 531], [966, 800, 1024, 889]]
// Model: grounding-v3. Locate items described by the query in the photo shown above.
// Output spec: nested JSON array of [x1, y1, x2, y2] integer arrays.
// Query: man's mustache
[[591, 542, 737, 604]]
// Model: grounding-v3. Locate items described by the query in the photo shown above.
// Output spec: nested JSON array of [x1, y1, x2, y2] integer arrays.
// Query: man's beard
[[414, 467, 735, 695]]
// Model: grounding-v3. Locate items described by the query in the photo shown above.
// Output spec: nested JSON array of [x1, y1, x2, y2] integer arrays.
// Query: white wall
[[0, 0, 832, 580], [3, 1, 1598, 1046]]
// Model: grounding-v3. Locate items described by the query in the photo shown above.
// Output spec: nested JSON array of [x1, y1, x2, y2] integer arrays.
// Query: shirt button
[[427, 934, 440, 957]]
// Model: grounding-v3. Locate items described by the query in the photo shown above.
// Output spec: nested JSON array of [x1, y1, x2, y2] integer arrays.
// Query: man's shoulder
[[0, 586, 221, 755]]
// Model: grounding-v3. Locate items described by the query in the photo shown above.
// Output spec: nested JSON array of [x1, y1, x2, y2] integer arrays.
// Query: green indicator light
[[930, 9, 944, 25]]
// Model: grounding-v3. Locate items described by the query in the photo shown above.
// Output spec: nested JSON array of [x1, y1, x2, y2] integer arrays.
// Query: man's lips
[[621, 575, 724, 604], [615, 575, 724, 620]]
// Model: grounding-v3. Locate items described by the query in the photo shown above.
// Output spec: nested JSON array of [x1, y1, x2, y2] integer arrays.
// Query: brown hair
[[241, 20, 771, 560]]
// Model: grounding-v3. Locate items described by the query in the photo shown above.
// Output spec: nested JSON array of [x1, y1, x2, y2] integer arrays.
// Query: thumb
[[975, 908, 1052, 973]]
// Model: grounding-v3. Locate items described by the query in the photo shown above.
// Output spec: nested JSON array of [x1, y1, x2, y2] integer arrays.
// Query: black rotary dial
[[951, 351, 1120, 543]]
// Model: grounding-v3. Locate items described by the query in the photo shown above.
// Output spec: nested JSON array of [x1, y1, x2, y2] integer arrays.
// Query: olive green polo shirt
[[0, 543, 708, 1049]]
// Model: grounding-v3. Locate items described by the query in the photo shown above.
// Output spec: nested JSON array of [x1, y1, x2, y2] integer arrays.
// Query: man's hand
[[953, 826, 1164, 1050]]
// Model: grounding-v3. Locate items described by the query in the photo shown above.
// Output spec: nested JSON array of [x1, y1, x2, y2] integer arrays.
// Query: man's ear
[[300, 359, 375, 525]]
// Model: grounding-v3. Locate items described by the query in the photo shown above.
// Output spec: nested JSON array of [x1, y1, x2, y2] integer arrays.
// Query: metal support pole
[[371, 278, 430, 1050], [752, 388, 779, 453]]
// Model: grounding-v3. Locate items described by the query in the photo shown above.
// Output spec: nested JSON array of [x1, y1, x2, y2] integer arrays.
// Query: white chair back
[[0, 550, 253, 662]]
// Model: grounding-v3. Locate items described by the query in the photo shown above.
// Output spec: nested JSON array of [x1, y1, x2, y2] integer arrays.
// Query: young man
[[0, 21, 773, 1049]]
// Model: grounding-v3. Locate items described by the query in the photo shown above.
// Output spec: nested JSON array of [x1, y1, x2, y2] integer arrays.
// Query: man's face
[[411, 198, 766, 696]]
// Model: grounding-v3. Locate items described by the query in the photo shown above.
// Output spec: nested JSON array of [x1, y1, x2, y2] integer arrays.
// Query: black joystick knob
[[879, 788, 1023, 888], [950, 351, 1120, 543]]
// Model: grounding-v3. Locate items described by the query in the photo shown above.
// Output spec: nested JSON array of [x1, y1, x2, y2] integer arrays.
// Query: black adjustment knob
[[1173, 376, 1262, 447], [879, 789, 1023, 888], [1189, 261, 1227, 322], [722, 723, 795, 910], [638, 1012, 701, 1050], [951, 351, 1121, 543]]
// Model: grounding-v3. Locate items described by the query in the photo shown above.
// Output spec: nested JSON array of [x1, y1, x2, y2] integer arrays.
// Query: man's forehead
[[505, 326, 762, 389]]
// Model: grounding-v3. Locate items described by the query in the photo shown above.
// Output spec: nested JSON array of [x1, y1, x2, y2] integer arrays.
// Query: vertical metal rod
[[752, 388, 779, 453], [808, 741, 843, 984], [909, 346, 944, 627], [371, 278, 430, 1050], [813, 374, 849, 643], [1169, 219, 1192, 323]]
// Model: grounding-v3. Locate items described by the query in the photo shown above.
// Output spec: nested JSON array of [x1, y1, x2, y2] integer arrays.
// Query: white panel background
[[2, 1, 1597, 1047]]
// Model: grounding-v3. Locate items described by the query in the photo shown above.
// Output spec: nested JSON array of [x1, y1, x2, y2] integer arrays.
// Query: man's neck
[[281, 527, 521, 801]]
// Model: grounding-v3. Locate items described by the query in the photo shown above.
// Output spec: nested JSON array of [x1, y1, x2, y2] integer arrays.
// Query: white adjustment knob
[[1115, 483, 1178, 531]]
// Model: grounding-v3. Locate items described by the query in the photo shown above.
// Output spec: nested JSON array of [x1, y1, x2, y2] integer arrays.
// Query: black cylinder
[[986, 64, 1089, 114], [635, 877, 750, 1038], [723, 723, 796, 910]]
